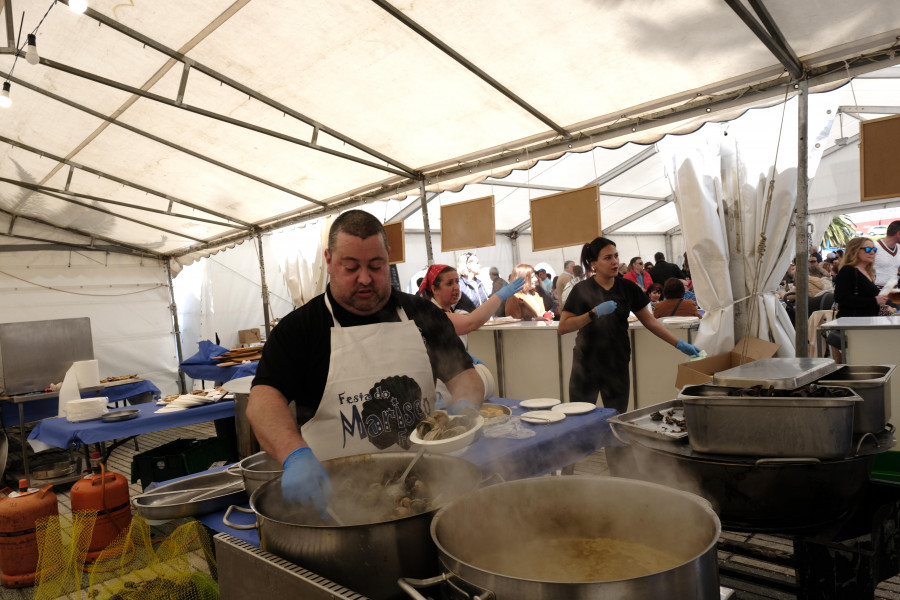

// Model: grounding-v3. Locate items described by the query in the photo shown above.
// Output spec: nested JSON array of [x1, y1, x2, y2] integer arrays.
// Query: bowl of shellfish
[[410, 409, 484, 453]]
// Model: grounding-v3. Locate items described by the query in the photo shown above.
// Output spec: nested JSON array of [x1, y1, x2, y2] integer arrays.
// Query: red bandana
[[418, 264, 451, 296]]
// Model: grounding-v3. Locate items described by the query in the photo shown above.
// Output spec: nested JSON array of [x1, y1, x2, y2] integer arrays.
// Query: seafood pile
[[332, 470, 436, 523], [415, 410, 474, 440]]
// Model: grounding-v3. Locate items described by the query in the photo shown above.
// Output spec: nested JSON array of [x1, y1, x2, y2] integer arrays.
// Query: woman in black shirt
[[833, 237, 888, 318], [558, 237, 702, 413]]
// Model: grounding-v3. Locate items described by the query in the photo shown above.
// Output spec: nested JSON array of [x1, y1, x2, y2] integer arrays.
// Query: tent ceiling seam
[[79, 3, 418, 176], [0, 133, 253, 227], [371, 0, 569, 138]]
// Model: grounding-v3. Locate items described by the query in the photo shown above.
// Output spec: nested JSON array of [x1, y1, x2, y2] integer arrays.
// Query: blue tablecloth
[[28, 399, 235, 449], [180, 340, 258, 383], [1, 380, 162, 427], [194, 398, 618, 546]]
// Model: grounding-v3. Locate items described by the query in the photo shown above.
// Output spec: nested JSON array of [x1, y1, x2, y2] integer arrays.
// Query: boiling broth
[[472, 537, 684, 582]]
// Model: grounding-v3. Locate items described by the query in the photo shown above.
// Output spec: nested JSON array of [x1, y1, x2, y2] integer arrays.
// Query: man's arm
[[445, 368, 485, 409], [246, 384, 307, 463]]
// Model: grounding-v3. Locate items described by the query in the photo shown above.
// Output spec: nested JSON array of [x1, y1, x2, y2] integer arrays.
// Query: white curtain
[[658, 91, 838, 356], [270, 216, 333, 307]]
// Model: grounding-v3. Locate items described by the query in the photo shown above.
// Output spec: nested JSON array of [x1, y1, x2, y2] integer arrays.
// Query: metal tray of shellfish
[[608, 400, 689, 443]]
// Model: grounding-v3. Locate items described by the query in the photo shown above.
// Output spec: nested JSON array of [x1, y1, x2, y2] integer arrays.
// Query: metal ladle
[[400, 445, 426, 485]]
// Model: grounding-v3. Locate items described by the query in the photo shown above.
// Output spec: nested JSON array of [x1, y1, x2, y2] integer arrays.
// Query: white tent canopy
[[3, 1, 900, 394], [2, 0, 900, 263]]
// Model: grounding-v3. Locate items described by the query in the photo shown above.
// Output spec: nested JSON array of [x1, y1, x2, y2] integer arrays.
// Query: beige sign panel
[[440, 195, 496, 252], [861, 113, 900, 202], [530, 185, 601, 251], [384, 220, 405, 264]]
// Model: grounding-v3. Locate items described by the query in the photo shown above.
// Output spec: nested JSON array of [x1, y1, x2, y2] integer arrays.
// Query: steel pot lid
[[712, 357, 840, 389]]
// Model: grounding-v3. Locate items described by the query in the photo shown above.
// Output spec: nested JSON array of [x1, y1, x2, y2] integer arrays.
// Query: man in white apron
[[248, 211, 485, 519]]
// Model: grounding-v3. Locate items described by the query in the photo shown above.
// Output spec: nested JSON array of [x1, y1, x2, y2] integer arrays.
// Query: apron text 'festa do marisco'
[[301, 295, 436, 461]]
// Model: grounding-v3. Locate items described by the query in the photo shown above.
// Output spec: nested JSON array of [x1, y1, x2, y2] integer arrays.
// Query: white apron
[[301, 295, 436, 461]]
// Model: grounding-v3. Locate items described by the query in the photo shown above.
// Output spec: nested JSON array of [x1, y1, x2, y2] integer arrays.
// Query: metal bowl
[[132, 469, 247, 520]]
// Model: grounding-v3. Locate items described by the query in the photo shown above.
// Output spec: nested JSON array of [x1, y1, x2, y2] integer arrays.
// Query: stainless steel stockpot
[[427, 476, 721, 599], [224, 451, 482, 600]]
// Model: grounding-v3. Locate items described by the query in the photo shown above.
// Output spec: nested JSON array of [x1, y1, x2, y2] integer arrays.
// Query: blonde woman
[[505, 264, 552, 322]]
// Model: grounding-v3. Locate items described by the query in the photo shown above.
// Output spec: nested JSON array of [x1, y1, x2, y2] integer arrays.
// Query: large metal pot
[[223, 452, 482, 600], [427, 476, 721, 599], [606, 431, 891, 531]]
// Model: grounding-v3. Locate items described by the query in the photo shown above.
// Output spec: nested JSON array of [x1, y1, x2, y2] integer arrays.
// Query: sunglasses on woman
[[862, 247, 878, 254]]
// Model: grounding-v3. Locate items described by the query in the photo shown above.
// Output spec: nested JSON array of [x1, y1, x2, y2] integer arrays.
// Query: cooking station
[[609, 357, 900, 598]]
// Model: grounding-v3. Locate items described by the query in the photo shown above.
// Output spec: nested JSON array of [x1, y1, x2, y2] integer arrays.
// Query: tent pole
[[166, 260, 187, 394], [419, 180, 434, 265], [256, 230, 272, 338], [795, 79, 810, 357]]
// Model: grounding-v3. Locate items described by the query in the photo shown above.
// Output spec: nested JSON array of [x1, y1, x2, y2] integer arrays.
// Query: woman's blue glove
[[676, 340, 702, 357], [496, 277, 525, 301], [594, 300, 617, 316], [282, 446, 332, 520]]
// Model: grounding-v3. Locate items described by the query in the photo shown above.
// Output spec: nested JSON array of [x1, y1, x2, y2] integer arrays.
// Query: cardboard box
[[238, 328, 261, 345], [676, 336, 780, 389]]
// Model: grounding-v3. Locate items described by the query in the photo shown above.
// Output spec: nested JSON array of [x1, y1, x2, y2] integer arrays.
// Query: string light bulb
[[0, 82, 12, 108], [26, 34, 39, 65], [68, 0, 87, 13]]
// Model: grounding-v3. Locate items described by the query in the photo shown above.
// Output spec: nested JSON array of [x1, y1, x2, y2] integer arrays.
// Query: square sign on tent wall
[[860, 113, 900, 202], [384, 221, 406, 264], [530, 185, 601, 251], [441, 196, 496, 252]]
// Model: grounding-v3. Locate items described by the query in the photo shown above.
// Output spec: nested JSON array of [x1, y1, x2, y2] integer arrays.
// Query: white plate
[[520, 410, 566, 424], [551, 402, 596, 415], [520, 398, 560, 410]]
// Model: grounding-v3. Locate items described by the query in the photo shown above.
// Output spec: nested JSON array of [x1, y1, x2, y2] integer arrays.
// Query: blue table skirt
[[1, 380, 162, 427], [195, 398, 619, 546], [29, 399, 235, 449]]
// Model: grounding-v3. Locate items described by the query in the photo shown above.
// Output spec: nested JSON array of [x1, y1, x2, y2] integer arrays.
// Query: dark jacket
[[648, 260, 685, 286]]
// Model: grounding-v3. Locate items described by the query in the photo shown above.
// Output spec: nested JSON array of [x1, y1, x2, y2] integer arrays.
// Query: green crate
[[871, 450, 900, 483], [130, 437, 235, 490]]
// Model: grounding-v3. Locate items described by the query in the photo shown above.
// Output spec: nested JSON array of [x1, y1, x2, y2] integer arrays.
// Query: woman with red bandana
[[419, 264, 523, 340]]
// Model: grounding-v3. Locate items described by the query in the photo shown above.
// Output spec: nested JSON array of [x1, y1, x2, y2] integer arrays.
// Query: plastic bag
[[483, 416, 536, 439]]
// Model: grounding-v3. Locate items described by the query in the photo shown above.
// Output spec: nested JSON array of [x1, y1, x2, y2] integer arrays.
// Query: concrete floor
[[4, 422, 900, 599]]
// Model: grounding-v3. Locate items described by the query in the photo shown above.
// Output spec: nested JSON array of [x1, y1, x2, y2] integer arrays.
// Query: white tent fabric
[[1, 0, 900, 263], [268, 216, 333, 307], [659, 91, 838, 356]]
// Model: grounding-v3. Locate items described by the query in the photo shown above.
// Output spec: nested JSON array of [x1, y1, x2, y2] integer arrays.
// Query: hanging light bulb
[[0, 82, 12, 108], [68, 0, 87, 13], [26, 34, 39, 65]]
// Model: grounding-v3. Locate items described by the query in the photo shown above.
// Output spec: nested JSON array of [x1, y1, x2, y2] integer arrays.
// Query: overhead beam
[[724, 0, 803, 79], [822, 133, 860, 158], [603, 198, 674, 234], [837, 105, 900, 115], [0, 178, 248, 229], [386, 191, 438, 223], [0, 135, 254, 227], [371, 0, 569, 138], [27, 61, 408, 186], [71, 2, 417, 177], [0, 242, 148, 255]]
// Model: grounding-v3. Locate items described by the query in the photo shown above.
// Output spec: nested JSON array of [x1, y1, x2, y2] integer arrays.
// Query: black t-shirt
[[253, 286, 473, 424], [562, 277, 649, 358], [834, 265, 879, 317], [648, 261, 685, 286]]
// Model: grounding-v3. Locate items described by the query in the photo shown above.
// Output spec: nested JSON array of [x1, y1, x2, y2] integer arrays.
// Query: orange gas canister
[[0, 480, 59, 588], [70, 455, 132, 562]]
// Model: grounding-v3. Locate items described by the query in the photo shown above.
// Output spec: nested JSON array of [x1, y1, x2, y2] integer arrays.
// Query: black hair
[[328, 210, 388, 253], [654, 251, 665, 262], [580, 237, 616, 274], [663, 277, 685, 299]]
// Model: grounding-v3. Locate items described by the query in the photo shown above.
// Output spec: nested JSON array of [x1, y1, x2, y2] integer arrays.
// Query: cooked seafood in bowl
[[411, 410, 484, 453]]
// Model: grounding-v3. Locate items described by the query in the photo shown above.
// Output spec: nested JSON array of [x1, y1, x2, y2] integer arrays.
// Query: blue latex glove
[[447, 399, 478, 417], [593, 300, 617, 317], [676, 340, 702, 357], [496, 277, 525, 301], [282, 447, 332, 520]]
